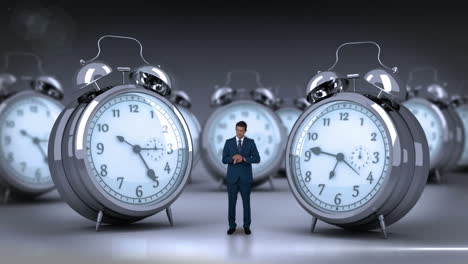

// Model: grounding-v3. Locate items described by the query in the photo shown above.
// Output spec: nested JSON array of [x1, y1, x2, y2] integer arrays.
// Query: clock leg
[[378, 214, 388, 239], [218, 178, 225, 190], [2, 188, 10, 204], [166, 207, 174, 227], [268, 176, 275, 190], [434, 169, 442, 184], [95, 210, 103, 232], [310, 216, 318, 233]]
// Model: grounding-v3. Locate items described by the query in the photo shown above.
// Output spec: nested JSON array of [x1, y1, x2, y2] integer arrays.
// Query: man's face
[[236, 126, 246, 138]]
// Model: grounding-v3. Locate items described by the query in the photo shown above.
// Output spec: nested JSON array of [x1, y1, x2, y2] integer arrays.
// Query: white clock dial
[[85, 92, 189, 205], [0, 95, 62, 186], [289, 100, 391, 212], [204, 100, 283, 177], [403, 101, 444, 163], [276, 107, 302, 134], [456, 105, 468, 165], [178, 107, 201, 165]]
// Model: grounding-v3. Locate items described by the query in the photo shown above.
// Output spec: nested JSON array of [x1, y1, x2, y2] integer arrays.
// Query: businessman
[[222, 121, 260, 235]]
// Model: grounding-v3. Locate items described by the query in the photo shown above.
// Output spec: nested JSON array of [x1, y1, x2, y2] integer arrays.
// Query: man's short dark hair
[[236, 121, 247, 130]]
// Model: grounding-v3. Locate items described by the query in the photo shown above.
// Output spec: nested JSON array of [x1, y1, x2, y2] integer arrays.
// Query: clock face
[[203, 100, 284, 177], [178, 107, 201, 164], [289, 100, 391, 212], [403, 100, 444, 163], [276, 107, 302, 134], [85, 92, 190, 205], [0, 94, 63, 187], [456, 105, 468, 165]]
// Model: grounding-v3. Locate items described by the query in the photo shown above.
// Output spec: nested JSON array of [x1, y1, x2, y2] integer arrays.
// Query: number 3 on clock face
[[85, 92, 188, 205], [290, 100, 391, 212]]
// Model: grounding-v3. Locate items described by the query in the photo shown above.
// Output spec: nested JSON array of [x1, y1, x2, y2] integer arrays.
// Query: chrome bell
[[210, 86, 235, 107], [364, 68, 405, 102], [305, 71, 348, 104], [171, 90, 192, 109], [31, 75, 63, 100], [294, 97, 311, 110], [0, 73, 17, 91], [130, 65, 172, 97], [251, 87, 276, 108], [76, 62, 112, 90], [426, 83, 449, 102]]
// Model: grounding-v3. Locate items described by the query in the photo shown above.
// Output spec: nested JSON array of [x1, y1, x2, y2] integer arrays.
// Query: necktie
[[238, 139, 242, 152]]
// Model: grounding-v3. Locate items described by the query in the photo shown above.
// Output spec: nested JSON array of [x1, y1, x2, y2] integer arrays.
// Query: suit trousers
[[227, 179, 252, 229]]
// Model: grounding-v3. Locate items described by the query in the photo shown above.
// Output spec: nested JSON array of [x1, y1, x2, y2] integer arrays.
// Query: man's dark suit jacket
[[222, 136, 261, 184]]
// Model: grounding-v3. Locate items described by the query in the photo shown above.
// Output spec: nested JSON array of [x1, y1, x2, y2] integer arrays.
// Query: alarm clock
[[275, 97, 310, 176], [450, 95, 468, 168], [48, 35, 193, 231], [404, 68, 465, 182], [201, 70, 287, 188], [0, 52, 64, 203], [286, 41, 429, 238]]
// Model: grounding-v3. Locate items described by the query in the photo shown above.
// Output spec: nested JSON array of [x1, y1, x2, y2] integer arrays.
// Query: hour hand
[[311, 147, 337, 157]]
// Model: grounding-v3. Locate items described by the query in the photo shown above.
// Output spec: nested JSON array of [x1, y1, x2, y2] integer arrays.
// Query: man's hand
[[232, 154, 243, 164]]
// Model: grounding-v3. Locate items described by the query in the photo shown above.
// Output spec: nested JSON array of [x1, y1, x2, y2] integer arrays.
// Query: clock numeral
[[304, 171, 311, 182], [318, 184, 325, 195], [97, 124, 109, 132], [304, 150, 312, 162], [164, 162, 171, 174], [322, 118, 330, 126], [16, 109, 24, 116], [352, 185, 359, 197], [265, 148, 270, 156], [162, 125, 168, 133], [20, 162, 26, 172], [360, 118, 364, 126], [265, 124, 270, 130], [5, 121, 15, 128], [117, 177, 124, 189], [268, 135, 273, 143], [308, 132, 318, 141], [218, 123, 227, 129], [35, 169, 41, 182], [100, 164, 108, 176], [150, 111, 154, 119], [96, 143, 104, 155], [167, 143, 173, 154], [153, 181, 160, 188], [367, 172, 374, 184], [4, 136, 11, 145], [7, 152, 13, 162], [339, 112, 349, 121], [129, 104, 139, 113], [241, 111, 249, 117], [30, 106, 38, 113], [112, 109, 120, 117], [372, 152, 379, 163], [229, 114, 235, 120], [136, 185, 143, 197], [370, 132, 377, 141], [334, 193, 342, 205]]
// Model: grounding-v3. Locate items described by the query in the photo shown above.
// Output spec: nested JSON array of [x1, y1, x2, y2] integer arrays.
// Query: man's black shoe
[[227, 228, 236, 235], [244, 227, 251, 235]]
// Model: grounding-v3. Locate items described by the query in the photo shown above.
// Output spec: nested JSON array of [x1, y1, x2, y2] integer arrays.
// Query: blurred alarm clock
[[201, 70, 287, 188], [0, 52, 64, 203], [275, 95, 310, 176], [404, 68, 464, 182], [450, 94, 468, 168], [286, 42, 429, 238], [48, 35, 193, 231]]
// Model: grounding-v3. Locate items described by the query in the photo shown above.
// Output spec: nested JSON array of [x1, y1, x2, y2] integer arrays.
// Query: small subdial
[[145, 138, 165, 161], [350, 146, 370, 171]]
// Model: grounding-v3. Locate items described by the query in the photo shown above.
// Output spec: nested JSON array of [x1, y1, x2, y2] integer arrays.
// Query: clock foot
[[166, 207, 174, 227], [268, 176, 275, 191], [96, 210, 103, 232], [434, 169, 442, 184], [218, 179, 225, 190], [378, 215, 388, 239], [310, 216, 318, 233], [187, 175, 193, 184], [2, 188, 10, 204]]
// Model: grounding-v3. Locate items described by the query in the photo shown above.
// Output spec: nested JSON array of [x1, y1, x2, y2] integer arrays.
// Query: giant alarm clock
[[48, 35, 193, 231], [0, 52, 64, 203], [286, 42, 429, 238], [403, 68, 464, 182], [275, 97, 310, 175], [201, 71, 287, 188]]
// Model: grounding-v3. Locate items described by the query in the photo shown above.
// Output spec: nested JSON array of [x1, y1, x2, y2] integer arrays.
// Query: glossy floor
[[1, 165, 468, 264]]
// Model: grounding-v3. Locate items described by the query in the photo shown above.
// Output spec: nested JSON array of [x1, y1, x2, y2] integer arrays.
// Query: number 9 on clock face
[[84, 92, 190, 205], [288, 100, 391, 212]]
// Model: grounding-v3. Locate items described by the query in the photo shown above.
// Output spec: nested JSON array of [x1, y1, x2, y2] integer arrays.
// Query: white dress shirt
[[235, 136, 246, 162]]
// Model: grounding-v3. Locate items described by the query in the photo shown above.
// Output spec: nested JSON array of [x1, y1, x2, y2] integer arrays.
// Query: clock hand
[[139, 146, 164, 151], [117, 136, 158, 182], [329, 160, 339, 179], [310, 147, 337, 157], [336, 153, 360, 175], [20, 130, 48, 163]]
